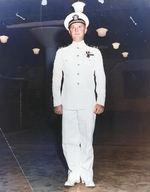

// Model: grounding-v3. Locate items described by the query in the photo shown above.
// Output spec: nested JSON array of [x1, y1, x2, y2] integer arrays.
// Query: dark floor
[[1, 112, 150, 192]]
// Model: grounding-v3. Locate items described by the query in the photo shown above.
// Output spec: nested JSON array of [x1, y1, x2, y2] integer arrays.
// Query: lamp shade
[[96, 28, 108, 37], [41, 0, 47, 6], [112, 42, 120, 49], [72, 2, 85, 12], [0, 35, 9, 43], [98, 0, 104, 4], [122, 52, 129, 58], [32, 48, 40, 54]]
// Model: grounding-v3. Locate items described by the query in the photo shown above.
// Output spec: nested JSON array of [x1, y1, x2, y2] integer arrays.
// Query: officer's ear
[[84, 27, 87, 34]]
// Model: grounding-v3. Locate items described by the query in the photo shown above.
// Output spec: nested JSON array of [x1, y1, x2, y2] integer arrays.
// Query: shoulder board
[[58, 44, 71, 50], [86, 44, 99, 49], [91, 45, 99, 49], [57, 46, 64, 50]]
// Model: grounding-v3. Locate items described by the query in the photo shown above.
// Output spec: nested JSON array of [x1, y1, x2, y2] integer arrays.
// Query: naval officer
[[52, 12, 106, 187]]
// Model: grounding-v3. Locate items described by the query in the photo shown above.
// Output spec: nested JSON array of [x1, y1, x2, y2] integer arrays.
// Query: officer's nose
[[75, 27, 79, 32]]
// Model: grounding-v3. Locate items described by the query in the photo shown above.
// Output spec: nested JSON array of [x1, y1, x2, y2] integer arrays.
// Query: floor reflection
[[0, 112, 150, 192]]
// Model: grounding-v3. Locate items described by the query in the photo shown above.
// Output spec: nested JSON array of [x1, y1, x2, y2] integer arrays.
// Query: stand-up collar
[[71, 40, 86, 48]]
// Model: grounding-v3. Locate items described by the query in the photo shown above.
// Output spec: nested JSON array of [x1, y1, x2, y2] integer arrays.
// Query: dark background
[[0, 0, 150, 132]]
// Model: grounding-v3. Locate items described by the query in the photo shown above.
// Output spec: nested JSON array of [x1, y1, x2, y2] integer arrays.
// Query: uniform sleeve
[[52, 49, 63, 107], [94, 48, 106, 106]]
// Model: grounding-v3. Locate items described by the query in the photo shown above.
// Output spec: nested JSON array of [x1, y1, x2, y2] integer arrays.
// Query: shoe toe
[[64, 180, 80, 187], [64, 181, 75, 187], [85, 181, 95, 187]]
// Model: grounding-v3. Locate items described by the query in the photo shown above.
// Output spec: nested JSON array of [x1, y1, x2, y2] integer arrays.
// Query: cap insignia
[[72, 14, 79, 21]]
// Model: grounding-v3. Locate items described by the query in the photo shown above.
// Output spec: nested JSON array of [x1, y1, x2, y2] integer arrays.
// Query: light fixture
[[98, 0, 104, 4], [0, 35, 9, 43], [122, 52, 129, 58], [32, 48, 40, 55], [112, 42, 120, 49], [96, 28, 108, 37], [72, 1, 85, 13], [41, 0, 47, 6]]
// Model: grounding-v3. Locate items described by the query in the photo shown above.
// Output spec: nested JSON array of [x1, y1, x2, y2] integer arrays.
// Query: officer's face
[[69, 23, 87, 42]]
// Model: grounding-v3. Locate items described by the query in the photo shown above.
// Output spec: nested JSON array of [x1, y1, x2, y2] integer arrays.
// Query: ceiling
[[0, 0, 150, 66]]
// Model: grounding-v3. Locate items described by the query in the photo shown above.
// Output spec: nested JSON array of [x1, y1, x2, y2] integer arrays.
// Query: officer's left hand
[[54, 105, 63, 115], [94, 104, 104, 114]]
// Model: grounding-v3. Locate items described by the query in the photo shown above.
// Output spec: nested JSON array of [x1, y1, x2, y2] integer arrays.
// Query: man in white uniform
[[52, 12, 106, 187]]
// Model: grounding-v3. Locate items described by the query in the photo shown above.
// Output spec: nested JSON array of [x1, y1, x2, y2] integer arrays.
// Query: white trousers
[[62, 109, 96, 183]]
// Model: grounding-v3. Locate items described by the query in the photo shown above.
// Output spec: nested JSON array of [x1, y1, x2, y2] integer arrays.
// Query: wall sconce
[[96, 28, 108, 37], [0, 35, 9, 43], [112, 42, 120, 49], [32, 48, 40, 55], [72, 1, 85, 12], [122, 52, 129, 58], [41, 0, 47, 6]]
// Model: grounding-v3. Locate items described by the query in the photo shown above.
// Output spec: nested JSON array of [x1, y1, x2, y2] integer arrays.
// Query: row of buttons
[[77, 46, 80, 85]]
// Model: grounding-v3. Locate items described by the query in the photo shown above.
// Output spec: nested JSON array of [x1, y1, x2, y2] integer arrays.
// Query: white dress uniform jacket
[[52, 40, 106, 110]]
